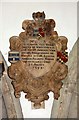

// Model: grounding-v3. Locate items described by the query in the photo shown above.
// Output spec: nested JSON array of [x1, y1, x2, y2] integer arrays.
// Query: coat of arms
[[8, 12, 68, 108]]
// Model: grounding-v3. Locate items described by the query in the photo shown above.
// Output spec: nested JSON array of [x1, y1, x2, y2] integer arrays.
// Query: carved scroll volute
[[8, 11, 68, 108]]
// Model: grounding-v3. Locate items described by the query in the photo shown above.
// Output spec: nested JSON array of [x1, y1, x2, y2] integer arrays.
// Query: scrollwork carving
[[8, 12, 68, 108]]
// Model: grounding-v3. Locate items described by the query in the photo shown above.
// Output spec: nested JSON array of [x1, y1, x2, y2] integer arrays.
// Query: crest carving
[[8, 12, 68, 108]]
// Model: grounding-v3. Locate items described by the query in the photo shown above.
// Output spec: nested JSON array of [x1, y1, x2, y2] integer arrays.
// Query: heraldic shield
[[8, 12, 68, 108]]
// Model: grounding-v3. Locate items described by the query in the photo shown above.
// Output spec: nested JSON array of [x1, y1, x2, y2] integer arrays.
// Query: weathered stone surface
[[0, 51, 23, 119], [2, 95, 8, 118], [8, 12, 68, 108], [51, 38, 78, 118]]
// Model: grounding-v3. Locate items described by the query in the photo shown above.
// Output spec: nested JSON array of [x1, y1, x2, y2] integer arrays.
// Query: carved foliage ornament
[[8, 12, 68, 108]]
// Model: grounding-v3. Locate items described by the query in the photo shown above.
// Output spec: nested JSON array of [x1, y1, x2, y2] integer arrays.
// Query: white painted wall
[[0, 1, 77, 118]]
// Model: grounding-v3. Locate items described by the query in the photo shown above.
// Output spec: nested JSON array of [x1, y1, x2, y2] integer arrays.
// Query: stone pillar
[[0, 51, 23, 119], [51, 39, 78, 118]]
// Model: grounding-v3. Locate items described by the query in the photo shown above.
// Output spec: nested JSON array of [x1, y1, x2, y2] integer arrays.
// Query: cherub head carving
[[32, 11, 45, 21]]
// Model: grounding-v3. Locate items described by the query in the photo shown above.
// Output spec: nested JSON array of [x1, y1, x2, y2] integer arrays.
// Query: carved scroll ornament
[[8, 12, 68, 108]]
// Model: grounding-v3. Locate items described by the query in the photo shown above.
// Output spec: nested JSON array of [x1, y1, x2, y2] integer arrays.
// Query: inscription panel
[[21, 38, 57, 77]]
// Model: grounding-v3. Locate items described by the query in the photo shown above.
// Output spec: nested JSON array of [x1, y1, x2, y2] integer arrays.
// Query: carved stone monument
[[8, 12, 68, 108]]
